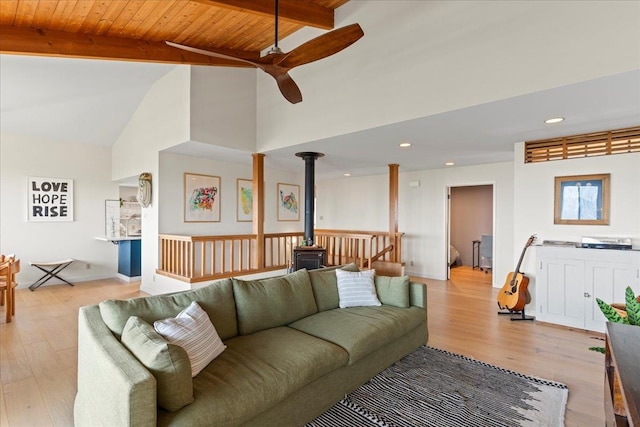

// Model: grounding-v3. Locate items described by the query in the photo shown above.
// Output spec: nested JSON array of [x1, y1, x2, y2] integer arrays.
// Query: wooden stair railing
[[316, 229, 404, 265], [362, 244, 395, 268], [157, 230, 404, 283]]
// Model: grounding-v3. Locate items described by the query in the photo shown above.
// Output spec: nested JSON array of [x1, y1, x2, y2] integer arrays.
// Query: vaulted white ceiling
[[2, 53, 639, 180], [2, 1, 639, 181], [0, 55, 175, 146]]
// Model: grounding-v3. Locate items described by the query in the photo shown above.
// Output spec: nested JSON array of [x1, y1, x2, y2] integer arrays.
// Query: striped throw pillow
[[154, 301, 226, 377], [336, 269, 381, 308]]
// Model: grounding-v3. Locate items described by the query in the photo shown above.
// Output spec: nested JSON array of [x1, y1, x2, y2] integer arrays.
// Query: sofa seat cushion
[[289, 306, 426, 364], [157, 326, 348, 427]]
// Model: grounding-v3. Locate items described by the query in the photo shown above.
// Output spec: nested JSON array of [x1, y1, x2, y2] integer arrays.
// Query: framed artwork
[[554, 173, 610, 225], [27, 176, 74, 222], [105, 199, 120, 238], [184, 173, 221, 222], [277, 183, 300, 221], [237, 178, 253, 222]]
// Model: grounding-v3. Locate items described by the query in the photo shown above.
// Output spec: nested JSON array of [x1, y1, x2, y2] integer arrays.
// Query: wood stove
[[292, 247, 326, 271], [292, 152, 326, 271]]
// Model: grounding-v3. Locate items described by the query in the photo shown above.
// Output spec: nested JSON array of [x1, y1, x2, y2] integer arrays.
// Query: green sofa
[[74, 265, 428, 426]]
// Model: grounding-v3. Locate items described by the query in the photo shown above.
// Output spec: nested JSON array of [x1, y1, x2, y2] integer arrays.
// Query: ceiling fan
[[166, 0, 364, 104]]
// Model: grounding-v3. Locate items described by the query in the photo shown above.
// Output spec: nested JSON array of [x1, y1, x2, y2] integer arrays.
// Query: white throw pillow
[[335, 269, 381, 308], [154, 301, 226, 377]]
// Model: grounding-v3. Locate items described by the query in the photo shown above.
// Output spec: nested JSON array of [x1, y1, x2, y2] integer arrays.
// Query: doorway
[[447, 184, 494, 282]]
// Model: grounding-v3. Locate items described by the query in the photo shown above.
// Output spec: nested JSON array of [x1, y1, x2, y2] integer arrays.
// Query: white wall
[[111, 65, 273, 294], [315, 174, 388, 231], [317, 161, 514, 285], [514, 144, 640, 309], [0, 133, 119, 287], [111, 66, 192, 294], [140, 151, 304, 294], [158, 152, 304, 236], [112, 66, 191, 181], [257, 1, 640, 151], [190, 67, 257, 152], [317, 147, 640, 315]]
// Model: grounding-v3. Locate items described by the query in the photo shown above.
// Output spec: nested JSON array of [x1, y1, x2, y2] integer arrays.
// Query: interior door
[[448, 184, 494, 281]]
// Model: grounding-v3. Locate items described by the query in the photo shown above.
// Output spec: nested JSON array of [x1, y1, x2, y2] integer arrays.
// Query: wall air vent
[[525, 125, 640, 163]]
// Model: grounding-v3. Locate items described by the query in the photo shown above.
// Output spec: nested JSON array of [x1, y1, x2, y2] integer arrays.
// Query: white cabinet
[[584, 259, 638, 331], [536, 247, 640, 332], [537, 257, 585, 329]]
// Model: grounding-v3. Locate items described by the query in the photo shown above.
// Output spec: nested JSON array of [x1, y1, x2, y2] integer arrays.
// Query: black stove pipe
[[295, 152, 324, 246]]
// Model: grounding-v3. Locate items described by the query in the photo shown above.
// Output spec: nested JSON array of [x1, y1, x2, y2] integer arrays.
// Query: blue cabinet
[[118, 239, 141, 277]]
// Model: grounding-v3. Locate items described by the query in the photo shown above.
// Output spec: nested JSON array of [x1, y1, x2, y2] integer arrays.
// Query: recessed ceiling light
[[545, 117, 564, 124], [445, 162, 455, 166], [399, 142, 411, 148], [344, 173, 351, 177]]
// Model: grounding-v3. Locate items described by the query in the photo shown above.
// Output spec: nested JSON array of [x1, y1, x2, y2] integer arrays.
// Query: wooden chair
[[0, 255, 20, 323], [0, 254, 14, 307]]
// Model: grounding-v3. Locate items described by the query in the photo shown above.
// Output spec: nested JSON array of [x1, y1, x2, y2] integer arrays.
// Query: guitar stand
[[498, 307, 535, 321]]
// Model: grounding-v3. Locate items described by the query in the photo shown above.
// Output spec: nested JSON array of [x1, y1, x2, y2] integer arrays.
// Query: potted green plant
[[589, 286, 640, 353]]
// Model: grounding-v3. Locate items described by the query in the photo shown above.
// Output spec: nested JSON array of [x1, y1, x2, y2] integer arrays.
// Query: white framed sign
[[28, 176, 74, 222]]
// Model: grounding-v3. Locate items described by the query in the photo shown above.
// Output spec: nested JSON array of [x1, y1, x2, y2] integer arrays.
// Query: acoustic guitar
[[497, 235, 536, 312]]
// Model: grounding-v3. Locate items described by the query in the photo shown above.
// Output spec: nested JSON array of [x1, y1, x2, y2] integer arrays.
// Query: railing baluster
[[231, 240, 235, 272]]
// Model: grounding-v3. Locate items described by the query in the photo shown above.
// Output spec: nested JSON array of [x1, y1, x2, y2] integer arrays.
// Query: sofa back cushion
[[120, 316, 194, 411], [99, 278, 238, 340], [308, 263, 360, 311], [375, 275, 410, 308], [232, 269, 318, 335]]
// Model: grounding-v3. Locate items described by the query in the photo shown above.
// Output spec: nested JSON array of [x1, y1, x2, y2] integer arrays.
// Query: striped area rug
[[308, 346, 568, 427]]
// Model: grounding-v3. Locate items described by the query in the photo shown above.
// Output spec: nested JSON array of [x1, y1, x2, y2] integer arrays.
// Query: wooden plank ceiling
[[0, 0, 350, 67]]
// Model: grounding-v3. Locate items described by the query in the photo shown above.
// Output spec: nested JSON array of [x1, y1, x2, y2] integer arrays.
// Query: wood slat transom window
[[525, 126, 640, 163]]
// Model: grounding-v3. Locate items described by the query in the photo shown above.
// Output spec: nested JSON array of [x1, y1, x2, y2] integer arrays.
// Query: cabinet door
[[537, 258, 585, 328], [585, 260, 638, 332]]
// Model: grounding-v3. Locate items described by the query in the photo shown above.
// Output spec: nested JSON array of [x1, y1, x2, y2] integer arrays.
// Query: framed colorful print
[[237, 178, 253, 222], [277, 183, 300, 221], [184, 173, 221, 222]]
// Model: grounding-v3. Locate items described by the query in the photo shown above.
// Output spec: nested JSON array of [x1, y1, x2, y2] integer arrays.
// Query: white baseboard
[[116, 273, 141, 282], [17, 273, 116, 290]]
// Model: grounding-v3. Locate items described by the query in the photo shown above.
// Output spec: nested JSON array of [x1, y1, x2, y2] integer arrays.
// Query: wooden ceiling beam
[[0, 25, 259, 67], [190, 0, 335, 30]]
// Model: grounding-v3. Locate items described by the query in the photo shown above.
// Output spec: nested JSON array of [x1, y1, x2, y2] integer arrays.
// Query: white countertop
[[95, 236, 141, 242]]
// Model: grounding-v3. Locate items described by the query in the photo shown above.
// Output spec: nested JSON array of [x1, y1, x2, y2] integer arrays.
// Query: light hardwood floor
[[0, 268, 605, 426]]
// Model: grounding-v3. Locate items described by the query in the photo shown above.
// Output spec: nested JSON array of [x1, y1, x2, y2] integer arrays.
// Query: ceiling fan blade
[[274, 73, 303, 104], [166, 41, 260, 68], [278, 23, 364, 69]]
